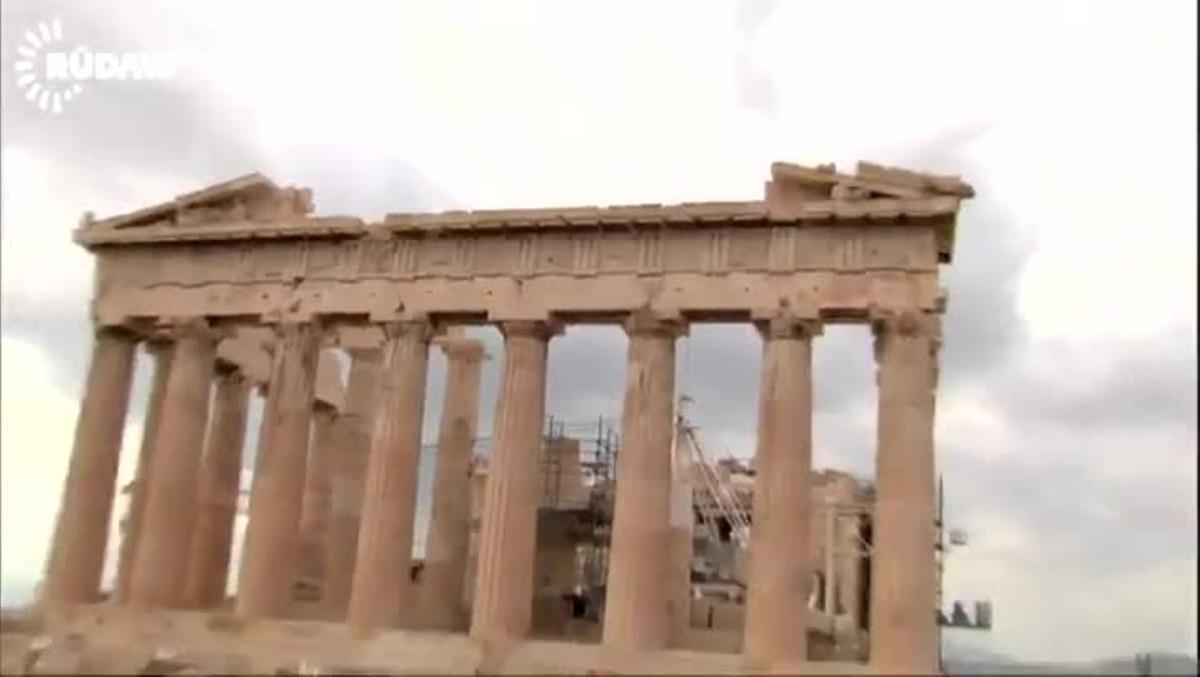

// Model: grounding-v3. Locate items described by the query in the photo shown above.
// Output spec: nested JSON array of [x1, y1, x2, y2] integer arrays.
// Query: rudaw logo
[[13, 18, 178, 115]]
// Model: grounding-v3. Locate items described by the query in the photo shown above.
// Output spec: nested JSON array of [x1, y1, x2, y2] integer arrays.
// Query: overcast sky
[[1, 0, 1195, 664]]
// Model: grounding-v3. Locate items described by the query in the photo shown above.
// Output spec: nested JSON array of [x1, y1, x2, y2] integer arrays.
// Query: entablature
[[77, 161, 972, 329]]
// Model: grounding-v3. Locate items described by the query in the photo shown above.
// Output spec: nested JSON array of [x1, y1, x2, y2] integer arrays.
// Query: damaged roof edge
[[90, 172, 278, 230], [75, 161, 973, 259]]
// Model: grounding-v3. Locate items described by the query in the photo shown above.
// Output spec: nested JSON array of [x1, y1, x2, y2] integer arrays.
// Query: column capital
[[869, 308, 940, 339], [439, 339, 488, 362], [345, 346, 383, 362], [622, 310, 688, 338], [259, 321, 326, 360], [755, 316, 823, 341], [379, 320, 436, 342], [270, 318, 326, 337], [497, 320, 563, 341], [92, 323, 142, 341], [435, 326, 489, 361], [159, 317, 225, 343], [870, 309, 942, 364], [313, 399, 339, 419], [335, 324, 387, 353], [213, 360, 248, 383], [143, 336, 175, 356]]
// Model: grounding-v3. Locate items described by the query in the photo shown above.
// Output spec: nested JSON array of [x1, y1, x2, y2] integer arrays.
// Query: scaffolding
[[541, 415, 619, 511], [539, 415, 621, 600]]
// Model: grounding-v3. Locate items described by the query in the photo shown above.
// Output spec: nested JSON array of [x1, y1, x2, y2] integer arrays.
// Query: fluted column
[[183, 365, 251, 608], [236, 322, 322, 619], [421, 331, 486, 631], [347, 322, 433, 631], [824, 501, 837, 614], [322, 349, 381, 619], [297, 402, 339, 591], [743, 317, 820, 663], [42, 327, 137, 606], [128, 320, 218, 607], [602, 313, 685, 651], [666, 424, 695, 647], [113, 341, 173, 603], [869, 311, 940, 673], [841, 514, 864, 630], [469, 321, 557, 644]]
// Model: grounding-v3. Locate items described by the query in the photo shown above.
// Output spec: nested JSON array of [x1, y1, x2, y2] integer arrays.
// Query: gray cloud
[[942, 428, 1197, 583], [277, 151, 455, 222], [994, 325, 1198, 431], [733, 0, 779, 120], [0, 305, 92, 398], [1, 1, 262, 183]]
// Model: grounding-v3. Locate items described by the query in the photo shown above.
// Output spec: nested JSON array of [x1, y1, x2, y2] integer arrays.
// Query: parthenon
[[24, 160, 973, 674]]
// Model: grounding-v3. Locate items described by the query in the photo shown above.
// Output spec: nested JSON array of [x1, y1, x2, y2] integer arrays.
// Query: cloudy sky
[[1, 0, 1195, 664]]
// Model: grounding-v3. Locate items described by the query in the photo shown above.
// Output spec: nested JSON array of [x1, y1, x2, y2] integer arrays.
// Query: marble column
[[602, 313, 684, 651], [666, 425, 695, 647], [347, 322, 432, 631], [113, 341, 173, 603], [743, 317, 820, 663], [236, 322, 322, 619], [322, 349, 381, 619], [297, 402, 339, 591], [824, 502, 837, 615], [183, 365, 251, 609], [841, 514, 864, 630], [869, 311, 940, 673], [420, 332, 486, 631], [42, 327, 136, 606], [128, 320, 218, 607], [469, 321, 556, 644]]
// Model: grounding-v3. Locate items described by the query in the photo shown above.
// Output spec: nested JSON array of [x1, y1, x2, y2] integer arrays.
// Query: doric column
[[602, 312, 685, 651], [322, 349, 381, 619], [824, 500, 837, 614], [183, 364, 251, 608], [869, 310, 940, 673], [113, 341, 173, 603], [42, 327, 137, 606], [841, 513, 864, 630], [666, 426, 695, 646], [420, 331, 486, 631], [469, 321, 557, 644], [236, 322, 322, 619], [128, 320, 218, 607], [743, 317, 820, 663], [297, 402, 339, 591], [347, 322, 433, 631]]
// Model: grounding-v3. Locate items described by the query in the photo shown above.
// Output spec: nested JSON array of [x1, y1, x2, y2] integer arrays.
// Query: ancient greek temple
[[37, 160, 973, 674]]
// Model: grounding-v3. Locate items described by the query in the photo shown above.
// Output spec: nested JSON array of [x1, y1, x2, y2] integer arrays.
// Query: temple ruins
[[16, 160, 974, 674]]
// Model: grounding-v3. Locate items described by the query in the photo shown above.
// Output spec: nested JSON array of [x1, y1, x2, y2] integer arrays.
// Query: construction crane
[[673, 403, 752, 549]]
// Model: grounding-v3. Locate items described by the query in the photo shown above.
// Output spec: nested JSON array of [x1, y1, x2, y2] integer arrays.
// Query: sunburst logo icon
[[14, 19, 84, 115]]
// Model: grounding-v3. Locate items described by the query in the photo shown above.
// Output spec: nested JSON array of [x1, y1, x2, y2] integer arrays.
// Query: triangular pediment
[[86, 172, 313, 230]]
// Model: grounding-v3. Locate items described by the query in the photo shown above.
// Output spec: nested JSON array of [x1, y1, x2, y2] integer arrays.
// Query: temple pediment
[[769, 161, 975, 202], [74, 161, 971, 264], [84, 172, 314, 231]]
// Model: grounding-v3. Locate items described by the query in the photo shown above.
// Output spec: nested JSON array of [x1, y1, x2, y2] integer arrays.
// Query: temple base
[[3, 605, 878, 675]]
